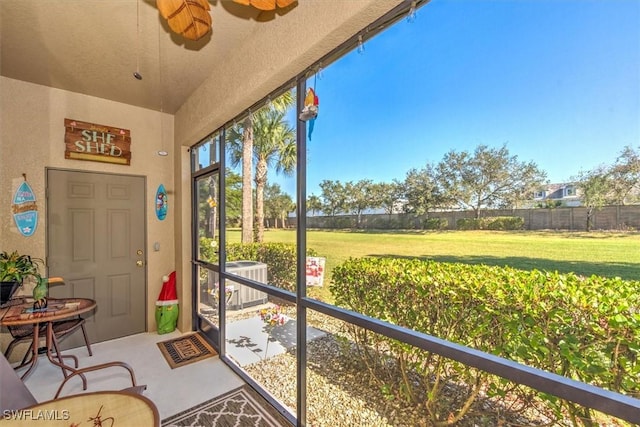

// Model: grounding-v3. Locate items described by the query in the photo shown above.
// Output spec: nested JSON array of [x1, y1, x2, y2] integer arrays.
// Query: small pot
[[0, 281, 21, 307]]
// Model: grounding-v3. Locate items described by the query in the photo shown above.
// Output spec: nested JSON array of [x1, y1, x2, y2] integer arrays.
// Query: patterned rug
[[161, 385, 292, 426], [157, 333, 217, 369]]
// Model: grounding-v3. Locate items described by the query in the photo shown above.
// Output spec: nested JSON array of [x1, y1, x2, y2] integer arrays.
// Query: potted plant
[[0, 251, 43, 305]]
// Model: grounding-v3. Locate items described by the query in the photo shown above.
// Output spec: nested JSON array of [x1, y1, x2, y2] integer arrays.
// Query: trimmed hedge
[[456, 216, 524, 230], [330, 257, 639, 425], [423, 217, 448, 230]]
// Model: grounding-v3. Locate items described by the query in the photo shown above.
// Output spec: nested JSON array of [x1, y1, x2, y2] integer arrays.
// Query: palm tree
[[240, 119, 253, 243], [225, 117, 255, 243], [252, 109, 296, 241], [227, 91, 295, 242]]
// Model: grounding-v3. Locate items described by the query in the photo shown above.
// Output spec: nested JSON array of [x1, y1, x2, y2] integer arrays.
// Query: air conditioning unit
[[225, 261, 268, 310]]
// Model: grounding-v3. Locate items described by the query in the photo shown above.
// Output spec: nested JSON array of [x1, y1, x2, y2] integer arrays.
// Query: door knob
[[136, 260, 144, 267]]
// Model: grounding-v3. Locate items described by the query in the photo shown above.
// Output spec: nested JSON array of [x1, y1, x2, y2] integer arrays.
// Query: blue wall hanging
[[12, 175, 38, 236], [156, 184, 168, 220]]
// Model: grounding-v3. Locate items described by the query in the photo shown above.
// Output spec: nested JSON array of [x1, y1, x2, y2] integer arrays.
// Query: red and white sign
[[306, 257, 326, 287]]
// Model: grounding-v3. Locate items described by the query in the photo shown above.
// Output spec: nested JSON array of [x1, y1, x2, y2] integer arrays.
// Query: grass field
[[226, 229, 640, 301]]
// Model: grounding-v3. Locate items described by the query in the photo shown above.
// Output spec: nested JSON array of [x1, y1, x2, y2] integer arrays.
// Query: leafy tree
[[307, 194, 323, 216], [575, 166, 612, 231], [224, 168, 242, 226], [370, 181, 402, 217], [435, 144, 546, 218], [227, 92, 295, 242], [319, 180, 347, 216], [399, 165, 445, 216], [275, 194, 295, 228], [264, 183, 295, 228], [344, 179, 375, 228], [197, 176, 216, 238], [608, 145, 640, 205]]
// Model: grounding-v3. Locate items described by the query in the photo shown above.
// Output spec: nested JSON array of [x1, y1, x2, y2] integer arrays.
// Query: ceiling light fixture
[[133, 0, 143, 80], [157, 21, 168, 157]]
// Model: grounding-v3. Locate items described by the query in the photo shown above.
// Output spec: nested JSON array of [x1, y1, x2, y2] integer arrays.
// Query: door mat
[[162, 385, 292, 426], [157, 333, 218, 369]]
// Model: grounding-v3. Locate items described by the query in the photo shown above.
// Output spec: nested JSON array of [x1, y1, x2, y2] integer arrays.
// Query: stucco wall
[[0, 77, 176, 344]]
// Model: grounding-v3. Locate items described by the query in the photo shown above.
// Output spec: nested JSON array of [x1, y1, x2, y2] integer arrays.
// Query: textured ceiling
[[0, 0, 294, 114]]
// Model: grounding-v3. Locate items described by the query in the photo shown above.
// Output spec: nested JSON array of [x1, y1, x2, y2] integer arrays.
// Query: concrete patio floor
[[17, 331, 244, 420], [225, 315, 326, 367]]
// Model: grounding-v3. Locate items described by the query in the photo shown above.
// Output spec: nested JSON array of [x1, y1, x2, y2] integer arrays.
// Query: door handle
[[136, 260, 145, 267]]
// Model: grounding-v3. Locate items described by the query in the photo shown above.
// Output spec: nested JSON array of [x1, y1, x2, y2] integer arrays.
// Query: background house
[[532, 183, 582, 207]]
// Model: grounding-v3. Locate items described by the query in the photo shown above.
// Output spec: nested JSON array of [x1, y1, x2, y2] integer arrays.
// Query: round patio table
[[0, 298, 96, 381]]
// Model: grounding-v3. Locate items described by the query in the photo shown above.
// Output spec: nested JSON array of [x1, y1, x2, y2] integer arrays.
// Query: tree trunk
[[255, 159, 268, 242], [241, 118, 253, 243], [209, 146, 217, 240], [209, 177, 217, 240]]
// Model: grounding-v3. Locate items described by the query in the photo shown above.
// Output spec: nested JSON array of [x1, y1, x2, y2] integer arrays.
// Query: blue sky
[[230, 0, 640, 198], [298, 0, 640, 197]]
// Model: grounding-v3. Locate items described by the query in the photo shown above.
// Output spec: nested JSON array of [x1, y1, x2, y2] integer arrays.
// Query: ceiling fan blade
[[276, 0, 296, 7], [157, 0, 212, 41]]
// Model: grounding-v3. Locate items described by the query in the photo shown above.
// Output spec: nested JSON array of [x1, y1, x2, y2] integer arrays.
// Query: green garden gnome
[[156, 271, 179, 334]]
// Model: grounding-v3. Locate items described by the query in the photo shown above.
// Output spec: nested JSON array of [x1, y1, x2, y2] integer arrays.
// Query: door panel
[[195, 171, 220, 346], [47, 169, 146, 347]]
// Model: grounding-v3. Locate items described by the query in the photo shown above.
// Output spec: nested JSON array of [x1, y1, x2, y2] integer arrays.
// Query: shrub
[[486, 216, 525, 230], [456, 216, 524, 230], [198, 237, 219, 263], [423, 217, 448, 230], [327, 216, 356, 229], [456, 217, 484, 230], [330, 257, 640, 425]]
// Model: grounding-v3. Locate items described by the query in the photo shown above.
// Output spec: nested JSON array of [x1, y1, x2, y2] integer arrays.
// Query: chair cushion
[[0, 353, 37, 411]]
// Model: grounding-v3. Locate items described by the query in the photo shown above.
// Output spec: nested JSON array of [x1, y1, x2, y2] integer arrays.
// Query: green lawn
[[226, 229, 640, 301]]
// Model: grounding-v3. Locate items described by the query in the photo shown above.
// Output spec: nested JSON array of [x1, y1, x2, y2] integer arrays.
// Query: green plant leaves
[[330, 256, 640, 425]]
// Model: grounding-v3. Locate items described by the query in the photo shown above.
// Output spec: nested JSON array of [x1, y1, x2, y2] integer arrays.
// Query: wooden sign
[[64, 119, 131, 165]]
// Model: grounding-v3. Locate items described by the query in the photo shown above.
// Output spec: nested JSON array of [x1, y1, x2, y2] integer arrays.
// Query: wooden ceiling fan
[[156, 0, 297, 42], [156, 0, 212, 41], [232, 0, 297, 11]]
